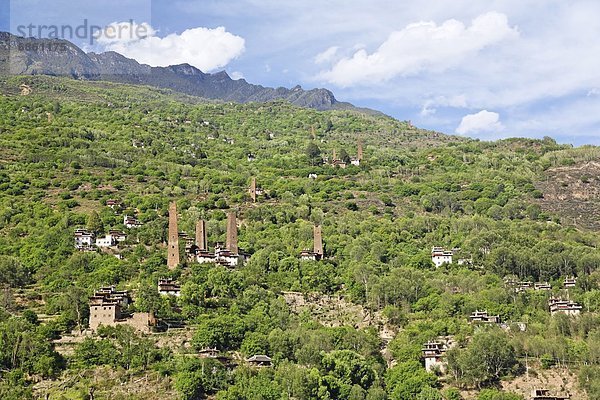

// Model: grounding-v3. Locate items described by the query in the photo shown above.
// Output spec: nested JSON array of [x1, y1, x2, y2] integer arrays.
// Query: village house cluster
[[505, 278, 552, 292], [74, 201, 144, 251], [74, 228, 127, 250], [324, 139, 363, 169], [504, 276, 579, 293], [165, 202, 249, 270], [422, 334, 570, 399], [88, 286, 155, 333]]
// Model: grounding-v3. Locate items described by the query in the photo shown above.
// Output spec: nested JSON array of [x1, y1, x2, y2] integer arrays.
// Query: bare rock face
[[0, 32, 378, 114], [535, 161, 600, 230]]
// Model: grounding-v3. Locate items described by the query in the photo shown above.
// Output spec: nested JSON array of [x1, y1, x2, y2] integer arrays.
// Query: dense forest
[[0, 75, 599, 400]]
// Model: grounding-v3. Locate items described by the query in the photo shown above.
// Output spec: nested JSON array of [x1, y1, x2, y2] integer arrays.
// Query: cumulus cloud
[[456, 110, 503, 135], [95, 21, 245, 72], [318, 12, 518, 87], [420, 95, 468, 117], [315, 46, 339, 64]]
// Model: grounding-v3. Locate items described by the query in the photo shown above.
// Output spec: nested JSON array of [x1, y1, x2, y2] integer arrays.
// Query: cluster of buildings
[[165, 200, 324, 267], [166, 202, 248, 270], [505, 278, 552, 293], [74, 202, 145, 250], [422, 337, 570, 398], [74, 228, 127, 250], [326, 140, 363, 168], [88, 286, 155, 333], [505, 276, 578, 292], [503, 276, 582, 316]]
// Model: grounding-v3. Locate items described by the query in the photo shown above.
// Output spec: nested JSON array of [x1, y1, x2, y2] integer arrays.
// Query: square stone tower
[[357, 139, 363, 161], [167, 201, 179, 269], [249, 177, 257, 203], [226, 212, 238, 255], [196, 219, 207, 251], [314, 225, 323, 260]]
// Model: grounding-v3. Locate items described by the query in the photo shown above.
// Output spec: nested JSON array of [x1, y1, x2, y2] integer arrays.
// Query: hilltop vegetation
[[0, 75, 599, 399]]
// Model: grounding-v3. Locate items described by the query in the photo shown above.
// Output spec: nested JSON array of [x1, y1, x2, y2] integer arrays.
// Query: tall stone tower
[[314, 225, 323, 260], [226, 212, 238, 255], [196, 219, 207, 251], [332, 149, 337, 161], [167, 201, 179, 269], [357, 139, 363, 161], [249, 177, 257, 203]]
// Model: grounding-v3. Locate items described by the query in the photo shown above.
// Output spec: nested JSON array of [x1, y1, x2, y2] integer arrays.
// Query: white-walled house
[[431, 247, 453, 267]]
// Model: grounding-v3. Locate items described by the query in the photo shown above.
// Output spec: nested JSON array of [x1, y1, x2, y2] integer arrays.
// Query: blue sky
[[4, 0, 600, 145]]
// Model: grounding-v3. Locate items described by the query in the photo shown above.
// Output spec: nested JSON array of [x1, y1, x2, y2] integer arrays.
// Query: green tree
[[447, 331, 519, 388], [86, 211, 103, 233], [306, 142, 322, 166]]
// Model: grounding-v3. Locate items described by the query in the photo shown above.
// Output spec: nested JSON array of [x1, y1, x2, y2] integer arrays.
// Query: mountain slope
[[1, 74, 599, 400], [0, 32, 378, 113]]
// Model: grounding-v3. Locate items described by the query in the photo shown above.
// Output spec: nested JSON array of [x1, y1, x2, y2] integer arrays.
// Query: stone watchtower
[[226, 212, 238, 255], [249, 177, 257, 203], [196, 219, 207, 251], [357, 139, 363, 161], [167, 201, 179, 269], [314, 225, 323, 260]]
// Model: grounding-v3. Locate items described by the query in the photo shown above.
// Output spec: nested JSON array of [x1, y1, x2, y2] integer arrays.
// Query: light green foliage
[[446, 330, 519, 387], [477, 389, 524, 400], [0, 75, 599, 398], [385, 361, 438, 399]]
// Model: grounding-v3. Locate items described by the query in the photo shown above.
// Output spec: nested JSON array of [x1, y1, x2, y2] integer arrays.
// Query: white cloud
[[318, 12, 518, 87], [230, 71, 245, 80], [96, 21, 245, 72], [420, 95, 468, 117], [456, 110, 503, 135], [587, 88, 600, 97], [315, 46, 339, 64], [95, 21, 156, 45]]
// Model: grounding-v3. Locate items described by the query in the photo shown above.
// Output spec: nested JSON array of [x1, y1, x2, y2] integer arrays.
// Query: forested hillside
[[0, 75, 599, 400]]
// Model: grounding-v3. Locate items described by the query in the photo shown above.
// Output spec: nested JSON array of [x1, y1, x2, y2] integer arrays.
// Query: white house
[[74, 229, 95, 250], [422, 342, 446, 373], [123, 215, 143, 229], [431, 247, 453, 267], [158, 279, 181, 297], [95, 230, 127, 248]]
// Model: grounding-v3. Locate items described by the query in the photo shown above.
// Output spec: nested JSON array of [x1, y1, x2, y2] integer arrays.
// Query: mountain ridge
[[0, 32, 381, 114]]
